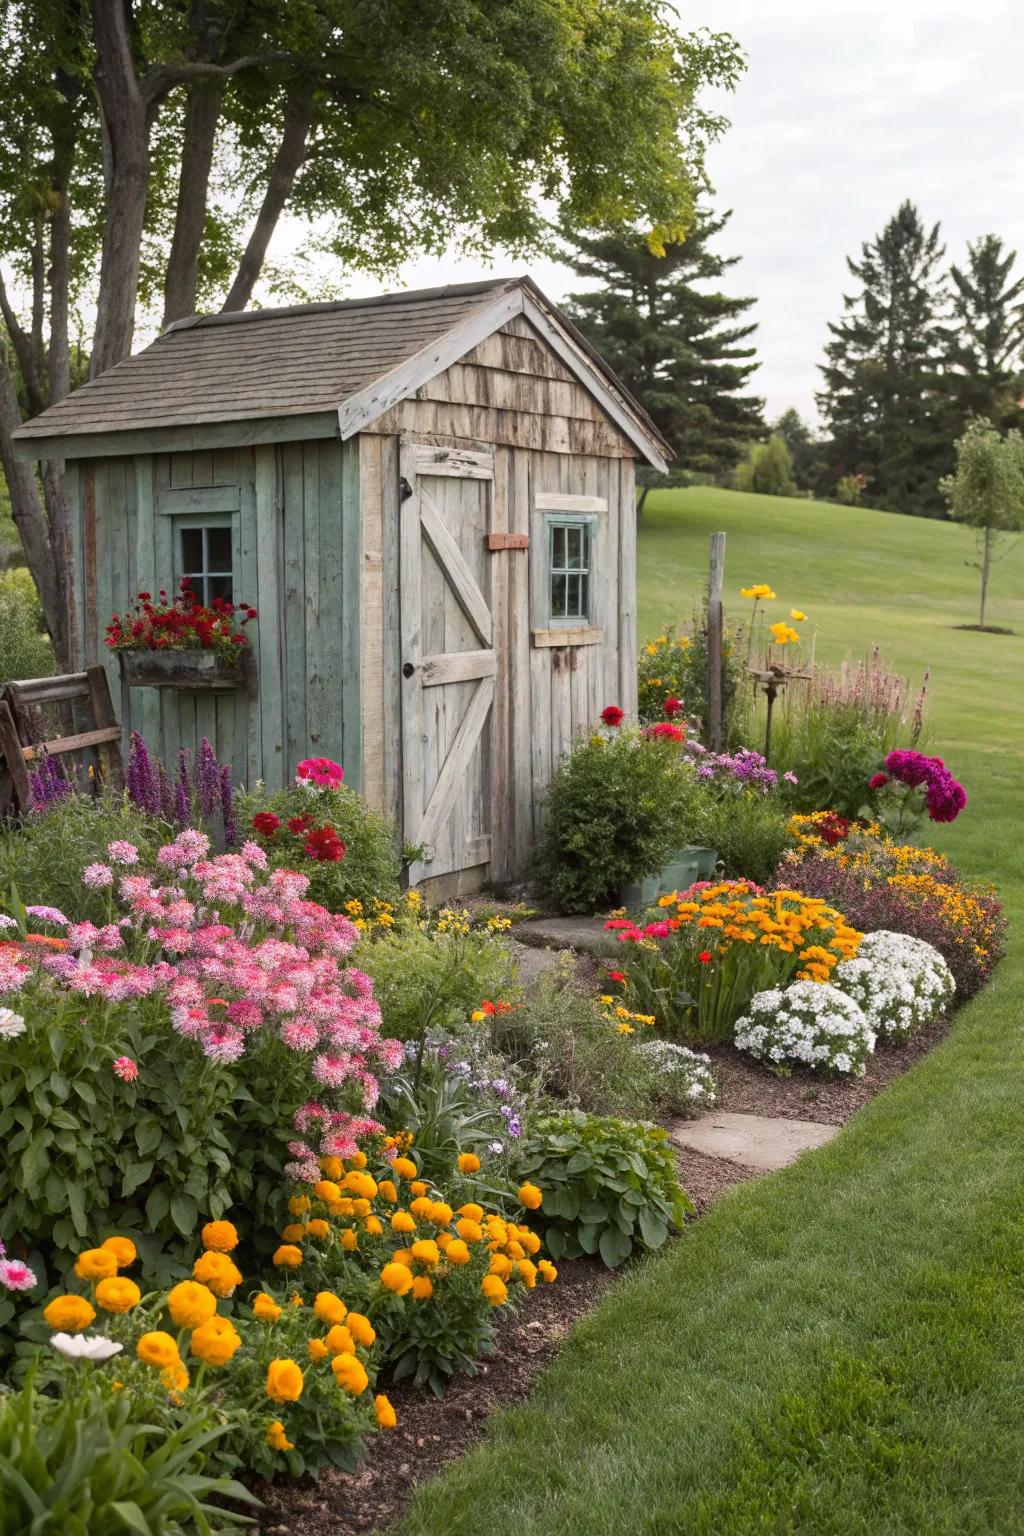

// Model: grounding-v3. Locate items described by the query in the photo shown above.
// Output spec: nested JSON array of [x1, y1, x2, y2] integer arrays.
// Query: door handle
[[402, 662, 415, 679]]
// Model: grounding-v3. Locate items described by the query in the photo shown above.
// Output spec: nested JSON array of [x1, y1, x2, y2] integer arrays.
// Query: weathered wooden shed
[[13, 277, 669, 889]]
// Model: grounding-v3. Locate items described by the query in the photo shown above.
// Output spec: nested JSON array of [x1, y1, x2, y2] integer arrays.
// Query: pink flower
[[25, 905, 68, 926], [296, 757, 344, 788], [868, 771, 889, 791], [0, 1257, 37, 1292], [112, 1055, 139, 1082], [83, 863, 114, 889], [107, 840, 140, 865]]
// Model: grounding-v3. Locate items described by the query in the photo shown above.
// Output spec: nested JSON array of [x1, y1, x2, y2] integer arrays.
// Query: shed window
[[179, 524, 234, 606], [548, 518, 592, 623]]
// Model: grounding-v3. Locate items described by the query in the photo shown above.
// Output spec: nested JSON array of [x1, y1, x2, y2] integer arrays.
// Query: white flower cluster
[[635, 1038, 718, 1113], [734, 981, 876, 1077], [833, 930, 954, 1044]]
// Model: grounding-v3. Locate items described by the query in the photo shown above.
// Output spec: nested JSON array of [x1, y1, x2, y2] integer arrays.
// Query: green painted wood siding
[[76, 437, 362, 793]]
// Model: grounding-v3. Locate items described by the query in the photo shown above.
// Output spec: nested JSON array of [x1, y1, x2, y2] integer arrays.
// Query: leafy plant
[[0, 568, 53, 684], [0, 794, 163, 925], [535, 726, 699, 914], [0, 1369, 255, 1535], [684, 785, 793, 885], [637, 615, 748, 742], [515, 1111, 692, 1267], [359, 923, 518, 1043]]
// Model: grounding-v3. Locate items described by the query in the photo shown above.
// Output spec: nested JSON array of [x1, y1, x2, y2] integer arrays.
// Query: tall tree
[[940, 416, 1024, 629], [559, 209, 763, 511], [817, 200, 952, 518], [0, 0, 744, 668], [948, 234, 1024, 429], [770, 407, 830, 494]]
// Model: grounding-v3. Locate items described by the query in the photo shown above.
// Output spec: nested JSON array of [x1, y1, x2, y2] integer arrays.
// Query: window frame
[[545, 514, 595, 627], [175, 516, 236, 607]]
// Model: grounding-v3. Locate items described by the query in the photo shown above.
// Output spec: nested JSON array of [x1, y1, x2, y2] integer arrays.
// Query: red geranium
[[664, 696, 683, 718], [607, 970, 626, 983], [646, 722, 685, 742], [698, 950, 713, 964], [287, 815, 314, 835], [303, 825, 346, 862], [600, 705, 624, 728], [818, 812, 851, 847], [252, 812, 281, 837], [868, 772, 889, 791]]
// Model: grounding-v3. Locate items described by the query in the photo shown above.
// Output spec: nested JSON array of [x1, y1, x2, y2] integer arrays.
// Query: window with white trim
[[178, 521, 234, 605], [547, 515, 594, 625]]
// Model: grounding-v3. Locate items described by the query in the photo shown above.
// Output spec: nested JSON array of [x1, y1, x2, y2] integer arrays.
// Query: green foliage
[[940, 417, 1024, 534], [637, 617, 747, 740], [237, 782, 402, 911], [766, 702, 906, 819], [560, 210, 763, 479], [516, 1111, 691, 1267], [734, 434, 798, 496], [0, 795, 163, 925], [376, 1044, 524, 1185], [948, 234, 1024, 429], [835, 473, 866, 506], [686, 789, 793, 885], [359, 924, 519, 1043], [535, 729, 699, 914], [0, 569, 52, 683], [0, 1370, 253, 1535]]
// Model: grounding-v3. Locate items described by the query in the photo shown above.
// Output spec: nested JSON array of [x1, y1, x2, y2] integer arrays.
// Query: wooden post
[[707, 532, 725, 750]]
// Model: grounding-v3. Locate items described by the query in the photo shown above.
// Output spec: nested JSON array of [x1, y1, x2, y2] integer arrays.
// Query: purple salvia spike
[[195, 738, 220, 820], [176, 751, 192, 827], [220, 763, 238, 848]]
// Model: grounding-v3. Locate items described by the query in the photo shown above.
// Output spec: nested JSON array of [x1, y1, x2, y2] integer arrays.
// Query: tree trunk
[[0, 271, 45, 417], [89, 0, 152, 376], [47, 67, 79, 405], [221, 82, 314, 313], [161, 79, 225, 329], [636, 483, 651, 521], [979, 523, 992, 629]]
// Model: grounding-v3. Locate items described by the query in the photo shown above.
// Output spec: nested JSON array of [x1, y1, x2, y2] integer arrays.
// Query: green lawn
[[398, 489, 1024, 1535]]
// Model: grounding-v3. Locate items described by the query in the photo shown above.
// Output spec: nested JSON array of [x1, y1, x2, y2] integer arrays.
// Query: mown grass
[[398, 489, 1024, 1535]]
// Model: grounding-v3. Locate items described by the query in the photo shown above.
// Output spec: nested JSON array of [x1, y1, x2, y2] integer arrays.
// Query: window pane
[[566, 526, 583, 569], [578, 570, 590, 618], [209, 575, 233, 604], [180, 527, 203, 574], [207, 527, 232, 571], [550, 573, 567, 618], [551, 525, 564, 569]]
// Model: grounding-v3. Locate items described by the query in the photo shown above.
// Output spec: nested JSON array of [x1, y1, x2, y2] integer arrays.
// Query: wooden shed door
[[399, 443, 497, 885]]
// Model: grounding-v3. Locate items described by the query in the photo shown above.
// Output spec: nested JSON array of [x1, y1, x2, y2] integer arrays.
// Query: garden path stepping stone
[[512, 916, 620, 957], [670, 1112, 839, 1172]]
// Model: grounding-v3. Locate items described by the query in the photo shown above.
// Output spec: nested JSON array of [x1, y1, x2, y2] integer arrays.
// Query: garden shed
[[13, 277, 670, 889]]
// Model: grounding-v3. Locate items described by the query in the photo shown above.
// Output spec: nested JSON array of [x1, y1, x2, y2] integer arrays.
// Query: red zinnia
[[698, 951, 712, 964], [868, 772, 889, 791], [287, 815, 313, 834], [303, 825, 346, 862], [647, 722, 685, 742], [664, 696, 682, 717], [607, 970, 626, 983], [252, 812, 281, 837], [600, 705, 624, 728]]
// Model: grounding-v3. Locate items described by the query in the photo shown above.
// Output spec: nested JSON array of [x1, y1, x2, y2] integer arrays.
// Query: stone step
[[512, 915, 621, 958], [670, 1111, 839, 1172]]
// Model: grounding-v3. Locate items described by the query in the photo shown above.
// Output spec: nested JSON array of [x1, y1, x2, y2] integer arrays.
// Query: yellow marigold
[[94, 1276, 141, 1314], [343, 1170, 378, 1201], [100, 1235, 137, 1268], [517, 1183, 543, 1211], [313, 1291, 348, 1326], [410, 1180, 429, 1197], [351, 1198, 372, 1218], [411, 1274, 434, 1300], [193, 1251, 243, 1296], [266, 1358, 304, 1404], [161, 1360, 190, 1395], [458, 1202, 484, 1222], [505, 1238, 525, 1260], [325, 1324, 356, 1356], [308, 1337, 329, 1362], [375, 1393, 397, 1429], [252, 1292, 283, 1323], [363, 1215, 383, 1236], [136, 1331, 180, 1370], [314, 1179, 341, 1205], [347, 1311, 375, 1348], [517, 1258, 538, 1289], [489, 1253, 512, 1279], [445, 1239, 471, 1266], [411, 1238, 440, 1267], [428, 1201, 453, 1226], [271, 1245, 303, 1270], [457, 1152, 481, 1174], [391, 1247, 415, 1267], [456, 1218, 483, 1244], [341, 1229, 359, 1252], [201, 1220, 239, 1253], [281, 1223, 306, 1243], [290, 1293, 303, 1307], [166, 1280, 218, 1329], [537, 1259, 557, 1283], [518, 1229, 541, 1255], [377, 1179, 398, 1204], [380, 1262, 414, 1296], [391, 1156, 418, 1180], [349, 1151, 368, 1170], [320, 1156, 344, 1180], [481, 1275, 508, 1307], [190, 1317, 241, 1367], [43, 1294, 96, 1332], [267, 1419, 294, 1452], [74, 1247, 118, 1282], [331, 1352, 369, 1395], [410, 1196, 434, 1220], [288, 1195, 311, 1217], [306, 1219, 331, 1240]]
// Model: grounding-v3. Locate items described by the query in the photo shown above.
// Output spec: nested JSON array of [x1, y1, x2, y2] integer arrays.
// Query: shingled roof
[[12, 276, 670, 468]]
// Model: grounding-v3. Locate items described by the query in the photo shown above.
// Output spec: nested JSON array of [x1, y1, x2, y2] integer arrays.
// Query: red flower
[[600, 705, 624, 728], [607, 970, 626, 983], [303, 825, 346, 862], [698, 951, 712, 964], [647, 722, 685, 742], [818, 813, 851, 847], [287, 815, 313, 835], [480, 1001, 497, 1016], [868, 772, 889, 791], [296, 757, 344, 788], [664, 696, 682, 717], [252, 812, 281, 837]]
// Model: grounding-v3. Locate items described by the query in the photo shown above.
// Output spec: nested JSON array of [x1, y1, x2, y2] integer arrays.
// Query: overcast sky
[[312, 0, 1024, 427]]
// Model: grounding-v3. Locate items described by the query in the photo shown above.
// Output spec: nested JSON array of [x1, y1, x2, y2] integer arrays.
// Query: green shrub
[[359, 924, 519, 1042], [637, 617, 748, 743], [685, 787, 793, 885], [767, 703, 890, 818], [0, 1370, 253, 1535], [237, 780, 401, 911], [0, 795, 164, 925], [516, 1110, 692, 1267], [0, 568, 53, 684], [535, 728, 698, 914]]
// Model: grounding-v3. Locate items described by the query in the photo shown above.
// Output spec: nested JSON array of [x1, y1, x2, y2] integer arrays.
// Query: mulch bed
[[257, 999, 958, 1535]]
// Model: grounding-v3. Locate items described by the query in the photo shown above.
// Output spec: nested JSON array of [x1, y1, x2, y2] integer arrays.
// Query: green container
[[621, 845, 718, 911]]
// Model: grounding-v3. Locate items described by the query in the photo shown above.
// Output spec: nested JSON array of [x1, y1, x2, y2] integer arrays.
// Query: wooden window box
[[530, 626, 604, 648], [119, 650, 248, 691]]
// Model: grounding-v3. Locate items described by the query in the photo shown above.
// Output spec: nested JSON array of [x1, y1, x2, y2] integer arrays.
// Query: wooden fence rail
[[0, 666, 123, 815]]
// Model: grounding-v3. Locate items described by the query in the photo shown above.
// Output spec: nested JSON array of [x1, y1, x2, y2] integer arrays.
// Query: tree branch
[[141, 52, 297, 106], [221, 80, 315, 313], [162, 77, 225, 328], [0, 269, 45, 416]]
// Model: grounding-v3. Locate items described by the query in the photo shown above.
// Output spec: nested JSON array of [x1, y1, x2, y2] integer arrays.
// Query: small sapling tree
[[941, 417, 1024, 630]]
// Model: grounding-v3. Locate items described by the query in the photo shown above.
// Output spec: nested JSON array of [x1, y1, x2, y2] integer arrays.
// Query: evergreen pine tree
[[948, 234, 1024, 430], [560, 210, 763, 509], [817, 200, 952, 517]]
